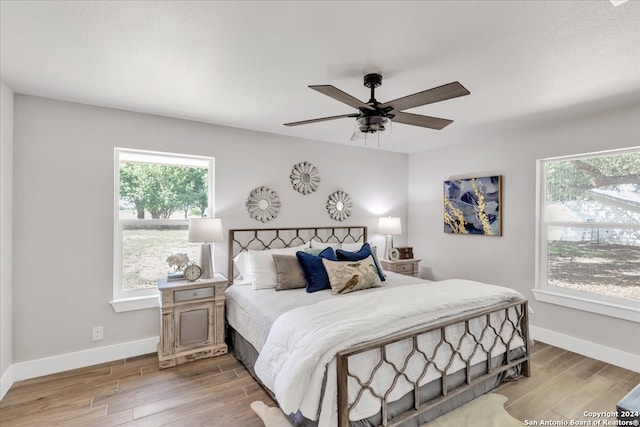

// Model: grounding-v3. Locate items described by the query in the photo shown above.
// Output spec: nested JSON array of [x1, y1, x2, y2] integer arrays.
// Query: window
[[534, 147, 640, 322], [113, 148, 214, 311]]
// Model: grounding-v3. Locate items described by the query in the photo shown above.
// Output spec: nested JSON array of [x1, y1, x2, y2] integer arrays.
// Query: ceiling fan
[[284, 73, 470, 134]]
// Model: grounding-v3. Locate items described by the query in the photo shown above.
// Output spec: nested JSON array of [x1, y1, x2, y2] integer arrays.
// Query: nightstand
[[157, 273, 228, 369], [380, 258, 421, 277]]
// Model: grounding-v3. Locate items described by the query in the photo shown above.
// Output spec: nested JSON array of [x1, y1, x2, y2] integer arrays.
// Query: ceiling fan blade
[[393, 111, 453, 130], [381, 82, 470, 111], [284, 113, 357, 127], [309, 85, 375, 111]]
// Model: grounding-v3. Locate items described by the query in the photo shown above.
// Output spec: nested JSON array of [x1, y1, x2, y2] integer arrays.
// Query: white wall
[[11, 95, 408, 363], [0, 81, 14, 395], [408, 101, 640, 361]]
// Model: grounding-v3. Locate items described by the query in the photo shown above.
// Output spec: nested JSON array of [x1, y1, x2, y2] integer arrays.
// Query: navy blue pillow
[[336, 243, 386, 282], [296, 247, 337, 293]]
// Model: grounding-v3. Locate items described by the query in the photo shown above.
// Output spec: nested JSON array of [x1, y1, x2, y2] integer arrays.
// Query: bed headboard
[[227, 226, 367, 283]]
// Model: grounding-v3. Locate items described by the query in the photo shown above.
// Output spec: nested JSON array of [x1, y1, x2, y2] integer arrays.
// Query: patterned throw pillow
[[336, 243, 386, 281], [321, 255, 382, 295]]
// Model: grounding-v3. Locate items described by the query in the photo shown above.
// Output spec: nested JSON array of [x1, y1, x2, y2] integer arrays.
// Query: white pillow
[[233, 252, 253, 282], [341, 242, 365, 251], [250, 243, 310, 289], [310, 239, 341, 250]]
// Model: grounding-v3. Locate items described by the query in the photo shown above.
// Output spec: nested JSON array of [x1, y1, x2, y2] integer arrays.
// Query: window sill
[[110, 295, 159, 313], [532, 289, 640, 323]]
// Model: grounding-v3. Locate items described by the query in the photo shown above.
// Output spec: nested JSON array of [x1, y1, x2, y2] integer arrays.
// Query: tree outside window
[[539, 148, 639, 304], [114, 149, 214, 299], [119, 163, 208, 220]]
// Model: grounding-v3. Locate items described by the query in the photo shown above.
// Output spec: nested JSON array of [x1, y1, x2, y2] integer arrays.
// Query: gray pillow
[[272, 254, 307, 291]]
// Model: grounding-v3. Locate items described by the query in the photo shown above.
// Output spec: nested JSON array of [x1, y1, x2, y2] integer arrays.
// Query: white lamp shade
[[188, 218, 224, 243], [378, 217, 402, 235]]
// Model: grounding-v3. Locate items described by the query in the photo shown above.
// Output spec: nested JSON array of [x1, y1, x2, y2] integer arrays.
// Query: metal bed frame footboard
[[336, 300, 531, 427]]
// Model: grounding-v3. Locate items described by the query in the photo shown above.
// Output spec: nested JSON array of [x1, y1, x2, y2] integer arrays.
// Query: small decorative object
[[246, 186, 281, 222], [290, 161, 320, 194], [378, 216, 402, 259], [389, 247, 400, 261], [166, 272, 185, 282], [166, 252, 190, 281], [396, 246, 414, 259], [444, 175, 502, 236], [183, 263, 203, 282], [188, 218, 224, 279], [166, 253, 190, 272], [326, 190, 352, 221]]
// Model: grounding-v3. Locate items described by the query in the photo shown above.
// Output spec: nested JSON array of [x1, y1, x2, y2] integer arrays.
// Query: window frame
[[112, 148, 215, 312], [534, 147, 640, 323]]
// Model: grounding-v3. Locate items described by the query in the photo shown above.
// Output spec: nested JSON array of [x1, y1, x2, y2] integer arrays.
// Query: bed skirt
[[230, 328, 524, 427]]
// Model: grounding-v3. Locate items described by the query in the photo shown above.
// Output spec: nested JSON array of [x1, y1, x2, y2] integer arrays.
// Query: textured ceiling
[[1, 1, 639, 153]]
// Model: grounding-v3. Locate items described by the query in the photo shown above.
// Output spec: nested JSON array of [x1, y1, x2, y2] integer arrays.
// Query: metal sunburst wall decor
[[290, 161, 320, 195], [246, 186, 281, 222], [326, 190, 353, 221]]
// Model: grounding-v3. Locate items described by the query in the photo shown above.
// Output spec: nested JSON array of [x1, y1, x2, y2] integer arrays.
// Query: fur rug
[[250, 401, 291, 427], [251, 393, 522, 427]]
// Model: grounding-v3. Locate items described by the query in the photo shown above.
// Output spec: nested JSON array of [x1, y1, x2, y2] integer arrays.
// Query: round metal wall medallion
[[326, 190, 353, 222], [246, 186, 281, 222], [290, 161, 320, 195]]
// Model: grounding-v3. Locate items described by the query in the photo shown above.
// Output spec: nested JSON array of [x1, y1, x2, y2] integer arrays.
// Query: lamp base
[[200, 243, 214, 279], [384, 235, 394, 260]]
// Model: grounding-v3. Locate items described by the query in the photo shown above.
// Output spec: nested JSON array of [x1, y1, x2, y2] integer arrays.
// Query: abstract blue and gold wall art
[[443, 175, 502, 236]]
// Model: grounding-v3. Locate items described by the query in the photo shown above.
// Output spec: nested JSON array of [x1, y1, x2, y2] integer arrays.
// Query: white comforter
[[254, 279, 525, 427]]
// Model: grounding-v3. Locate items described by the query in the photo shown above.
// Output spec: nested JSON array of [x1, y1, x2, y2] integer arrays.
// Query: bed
[[225, 226, 530, 427]]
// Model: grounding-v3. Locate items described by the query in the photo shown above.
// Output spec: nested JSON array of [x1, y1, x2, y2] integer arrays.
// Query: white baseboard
[[0, 336, 158, 401], [0, 364, 15, 402], [530, 325, 639, 373]]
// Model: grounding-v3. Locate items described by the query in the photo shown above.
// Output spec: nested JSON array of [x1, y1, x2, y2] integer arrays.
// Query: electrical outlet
[[92, 326, 103, 341]]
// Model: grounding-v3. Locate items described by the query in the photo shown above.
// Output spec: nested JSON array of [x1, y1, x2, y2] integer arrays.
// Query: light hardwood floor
[[497, 341, 639, 424], [1, 342, 637, 426]]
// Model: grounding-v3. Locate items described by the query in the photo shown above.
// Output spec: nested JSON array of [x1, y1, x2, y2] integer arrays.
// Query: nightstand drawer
[[174, 287, 214, 302], [395, 263, 414, 274], [380, 259, 421, 278]]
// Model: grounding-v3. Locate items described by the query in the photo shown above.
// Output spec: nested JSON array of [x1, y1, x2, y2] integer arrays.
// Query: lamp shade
[[188, 218, 224, 243], [378, 217, 402, 235]]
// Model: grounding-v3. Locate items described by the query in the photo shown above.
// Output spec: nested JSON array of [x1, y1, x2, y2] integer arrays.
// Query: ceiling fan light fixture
[[352, 116, 392, 147], [357, 115, 388, 133]]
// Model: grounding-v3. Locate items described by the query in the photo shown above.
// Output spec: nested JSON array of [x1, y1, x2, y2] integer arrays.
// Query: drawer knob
[[193, 292, 198, 296]]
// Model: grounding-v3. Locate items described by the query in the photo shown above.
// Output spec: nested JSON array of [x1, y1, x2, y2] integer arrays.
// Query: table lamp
[[188, 218, 224, 279], [378, 216, 402, 260]]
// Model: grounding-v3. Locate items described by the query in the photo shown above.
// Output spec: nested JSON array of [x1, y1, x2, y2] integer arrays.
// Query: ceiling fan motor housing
[[363, 73, 382, 89], [358, 73, 389, 132]]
